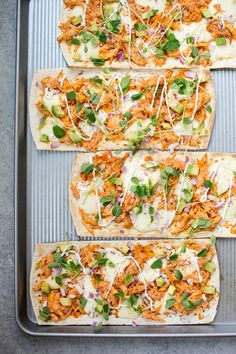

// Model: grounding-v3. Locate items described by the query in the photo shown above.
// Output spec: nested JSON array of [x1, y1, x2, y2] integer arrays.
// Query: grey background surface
[[1, 0, 236, 352]]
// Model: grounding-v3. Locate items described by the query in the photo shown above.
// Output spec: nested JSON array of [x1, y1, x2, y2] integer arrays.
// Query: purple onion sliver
[[50, 142, 59, 150]]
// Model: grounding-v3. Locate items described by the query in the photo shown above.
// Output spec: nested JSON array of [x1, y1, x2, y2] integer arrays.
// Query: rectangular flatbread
[[30, 239, 219, 326], [58, 0, 236, 69], [30, 68, 215, 151], [69, 151, 236, 237]]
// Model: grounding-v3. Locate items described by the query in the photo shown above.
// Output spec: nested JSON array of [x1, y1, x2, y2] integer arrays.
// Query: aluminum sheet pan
[[15, 0, 236, 336]]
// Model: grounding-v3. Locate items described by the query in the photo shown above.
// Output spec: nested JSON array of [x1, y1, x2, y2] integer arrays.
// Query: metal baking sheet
[[15, 0, 236, 336]]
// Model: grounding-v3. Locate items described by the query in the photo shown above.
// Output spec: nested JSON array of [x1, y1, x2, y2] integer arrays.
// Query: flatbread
[[29, 68, 215, 151], [69, 151, 236, 237], [30, 239, 219, 325], [58, 0, 236, 69]]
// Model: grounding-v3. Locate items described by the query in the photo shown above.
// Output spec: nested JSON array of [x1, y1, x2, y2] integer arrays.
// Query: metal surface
[[15, 0, 236, 336]]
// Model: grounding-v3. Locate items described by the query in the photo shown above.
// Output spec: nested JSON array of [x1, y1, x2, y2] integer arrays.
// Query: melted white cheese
[[210, 160, 236, 195], [43, 93, 61, 113], [78, 192, 98, 214], [103, 248, 130, 283], [139, 257, 161, 282], [118, 306, 139, 319], [210, 40, 236, 61], [40, 117, 62, 142], [221, 197, 236, 223], [124, 119, 151, 140], [70, 5, 84, 17], [83, 275, 97, 314], [173, 120, 193, 136], [74, 41, 99, 61]]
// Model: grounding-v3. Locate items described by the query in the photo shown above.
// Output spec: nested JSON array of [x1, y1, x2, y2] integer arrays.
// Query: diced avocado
[[201, 8, 211, 18], [204, 261, 216, 274], [162, 122, 172, 129], [186, 163, 199, 176], [60, 297, 72, 307], [168, 284, 176, 296], [68, 130, 81, 144], [46, 276, 60, 290], [71, 15, 83, 26], [51, 105, 65, 118], [177, 198, 187, 213], [59, 244, 72, 253], [156, 277, 166, 287], [169, 98, 184, 114], [40, 134, 49, 143], [73, 53, 81, 62], [165, 29, 172, 38], [203, 286, 216, 294], [155, 247, 164, 257], [41, 281, 50, 294], [185, 57, 194, 65], [88, 258, 97, 268], [119, 245, 130, 255], [95, 303, 103, 314], [133, 204, 142, 215]]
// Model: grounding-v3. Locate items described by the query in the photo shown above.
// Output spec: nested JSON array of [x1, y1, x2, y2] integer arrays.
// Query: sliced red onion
[[88, 292, 95, 299], [35, 81, 39, 87], [132, 320, 137, 327], [134, 275, 139, 283], [184, 71, 196, 80], [119, 228, 124, 234], [50, 142, 59, 150], [145, 137, 150, 143], [168, 309, 176, 315], [91, 321, 97, 327], [142, 296, 150, 307], [215, 200, 225, 209], [184, 204, 190, 213], [191, 178, 197, 185], [68, 294, 77, 299], [217, 23, 223, 30], [121, 165, 127, 173], [147, 29, 155, 35], [195, 189, 202, 195], [169, 142, 179, 152], [179, 56, 185, 65], [116, 51, 125, 61], [60, 287, 67, 297], [53, 266, 62, 277]]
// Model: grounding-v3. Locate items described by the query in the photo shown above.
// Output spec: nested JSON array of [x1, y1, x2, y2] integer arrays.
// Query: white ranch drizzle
[[104, 253, 154, 311], [190, 72, 202, 121], [60, 244, 88, 274], [92, 154, 141, 227], [220, 175, 233, 222], [150, 74, 174, 129], [200, 162, 219, 202], [179, 21, 206, 61], [82, 0, 89, 27], [168, 161, 191, 227], [192, 255, 202, 282], [120, 0, 132, 67], [95, 73, 117, 111], [64, 94, 93, 141], [118, 79, 125, 114]]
